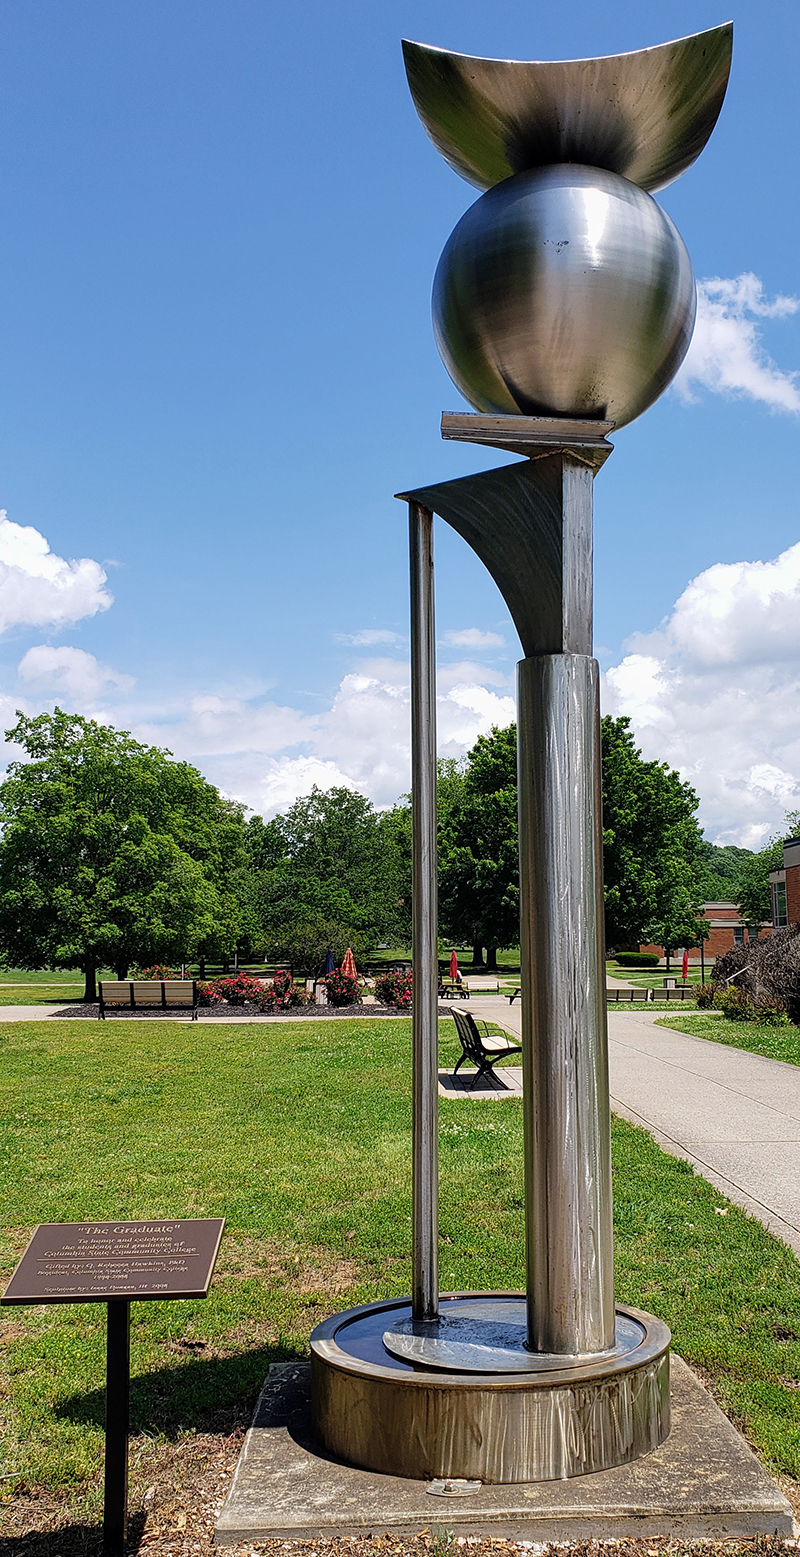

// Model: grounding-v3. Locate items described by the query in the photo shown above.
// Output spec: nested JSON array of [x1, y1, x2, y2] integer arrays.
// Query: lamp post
[[311, 24, 732, 1483]]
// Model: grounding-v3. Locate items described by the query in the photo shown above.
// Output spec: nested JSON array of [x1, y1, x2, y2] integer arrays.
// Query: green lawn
[[657, 1011, 800, 1067], [1, 1015, 799, 1526]]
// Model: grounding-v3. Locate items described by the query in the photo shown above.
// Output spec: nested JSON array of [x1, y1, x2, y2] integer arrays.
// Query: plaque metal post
[[103, 1299, 131, 1556]]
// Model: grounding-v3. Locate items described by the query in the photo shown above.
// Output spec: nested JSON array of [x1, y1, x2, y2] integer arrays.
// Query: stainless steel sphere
[[433, 164, 696, 429]]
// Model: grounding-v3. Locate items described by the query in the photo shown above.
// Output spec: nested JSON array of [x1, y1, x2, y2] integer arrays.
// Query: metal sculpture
[[311, 26, 732, 1483]]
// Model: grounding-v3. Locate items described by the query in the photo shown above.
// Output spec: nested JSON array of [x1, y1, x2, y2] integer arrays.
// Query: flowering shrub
[[210, 973, 266, 1006], [197, 981, 220, 1006], [133, 964, 182, 980], [325, 968, 360, 1006], [375, 970, 413, 1009], [257, 969, 311, 1012]]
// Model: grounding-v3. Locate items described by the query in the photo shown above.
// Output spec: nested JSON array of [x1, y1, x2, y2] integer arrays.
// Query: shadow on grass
[[53, 1341, 304, 1438], [0, 1512, 145, 1557]]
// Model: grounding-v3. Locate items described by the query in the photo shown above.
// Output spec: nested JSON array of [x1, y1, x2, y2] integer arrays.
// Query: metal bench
[[507, 986, 522, 1004], [450, 1007, 522, 1087], [98, 979, 199, 1020]]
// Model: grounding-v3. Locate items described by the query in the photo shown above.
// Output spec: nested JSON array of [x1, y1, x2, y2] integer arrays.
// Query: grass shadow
[[0, 1511, 145, 1556], [53, 1342, 304, 1439]]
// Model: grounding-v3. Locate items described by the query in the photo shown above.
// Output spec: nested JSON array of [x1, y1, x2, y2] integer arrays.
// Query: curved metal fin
[[402, 24, 732, 192], [397, 452, 605, 658]]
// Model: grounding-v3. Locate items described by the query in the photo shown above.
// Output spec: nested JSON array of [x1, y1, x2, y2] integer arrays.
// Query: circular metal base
[[311, 1293, 670, 1483], [382, 1297, 644, 1373]]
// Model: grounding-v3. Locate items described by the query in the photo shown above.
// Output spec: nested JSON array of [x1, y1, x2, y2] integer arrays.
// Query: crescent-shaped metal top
[[402, 24, 732, 193]]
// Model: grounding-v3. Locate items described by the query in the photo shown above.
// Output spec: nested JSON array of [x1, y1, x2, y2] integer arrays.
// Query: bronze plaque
[[1, 1218, 225, 1304]]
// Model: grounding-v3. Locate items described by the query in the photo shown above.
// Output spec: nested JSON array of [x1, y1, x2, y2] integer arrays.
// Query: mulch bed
[[53, 1003, 407, 1020]]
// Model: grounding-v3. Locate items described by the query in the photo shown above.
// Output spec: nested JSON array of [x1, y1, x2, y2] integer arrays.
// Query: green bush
[[695, 984, 715, 1009], [713, 984, 755, 1021], [614, 952, 660, 967]]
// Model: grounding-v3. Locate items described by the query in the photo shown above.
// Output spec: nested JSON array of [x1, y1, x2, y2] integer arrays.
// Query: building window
[[773, 880, 788, 929], [748, 926, 760, 941], [734, 927, 745, 945]]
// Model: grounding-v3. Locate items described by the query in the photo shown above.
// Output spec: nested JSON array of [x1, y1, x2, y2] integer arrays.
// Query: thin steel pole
[[103, 1299, 131, 1556], [409, 499, 439, 1321]]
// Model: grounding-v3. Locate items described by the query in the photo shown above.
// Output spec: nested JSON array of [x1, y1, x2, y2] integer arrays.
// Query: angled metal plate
[[397, 454, 601, 657]]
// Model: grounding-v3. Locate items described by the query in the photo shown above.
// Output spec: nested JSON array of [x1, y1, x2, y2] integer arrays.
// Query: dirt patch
[[215, 1235, 359, 1298]]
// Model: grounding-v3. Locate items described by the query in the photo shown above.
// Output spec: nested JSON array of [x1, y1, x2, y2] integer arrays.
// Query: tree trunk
[[199, 958, 206, 980], [83, 959, 97, 1003], [665, 947, 671, 975], [222, 956, 230, 973], [115, 963, 128, 981], [472, 944, 484, 968], [485, 945, 498, 971]]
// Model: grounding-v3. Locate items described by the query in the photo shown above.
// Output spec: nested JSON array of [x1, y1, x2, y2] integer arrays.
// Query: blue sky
[[0, 0, 799, 844]]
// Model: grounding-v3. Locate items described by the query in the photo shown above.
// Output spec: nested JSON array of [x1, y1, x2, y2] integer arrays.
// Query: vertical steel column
[[103, 1299, 131, 1556], [517, 653, 615, 1355], [409, 499, 439, 1321]]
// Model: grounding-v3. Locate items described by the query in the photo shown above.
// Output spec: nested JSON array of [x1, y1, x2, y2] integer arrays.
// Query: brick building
[[769, 837, 800, 928], [639, 901, 765, 965]]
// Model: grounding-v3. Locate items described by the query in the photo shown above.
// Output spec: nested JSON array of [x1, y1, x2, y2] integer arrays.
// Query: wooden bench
[[450, 1008, 522, 1088], [461, 977, 501, 995], [507, 986, 521, 1004], [98, 979, 199, 1020], [606, 987, 651, 1003]]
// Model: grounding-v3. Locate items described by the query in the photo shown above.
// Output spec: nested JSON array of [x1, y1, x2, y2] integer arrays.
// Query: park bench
[[98, 979, 199, 1020], [450, 1007, 522, 1088], [606, 987, 651, 1003], [461, 977, 501, 994], [507, 986, 521, 1004]]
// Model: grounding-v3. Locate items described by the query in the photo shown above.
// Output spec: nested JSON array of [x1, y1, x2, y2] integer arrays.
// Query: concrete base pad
[[215, 1355, 794, 1544]]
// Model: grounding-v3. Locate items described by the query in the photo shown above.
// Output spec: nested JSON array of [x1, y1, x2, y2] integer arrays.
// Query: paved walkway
[[439, 999, 800, 1259]]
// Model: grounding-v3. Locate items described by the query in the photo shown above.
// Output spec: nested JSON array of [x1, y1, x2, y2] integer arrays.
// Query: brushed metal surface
[[518, 655, 614, 1355], [433, 165, 696, 428], [408, 502, 439, 1321], [399, 451, 597, 658], [311, 1296, 670, 1482], [402, 26, 732, 193], [382, 1300, 644, 1373], [440, 412, 614, 459]]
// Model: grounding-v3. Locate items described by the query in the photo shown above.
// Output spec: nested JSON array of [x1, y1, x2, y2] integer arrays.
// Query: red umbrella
[[340, 947, 357, 980], [682, 948, 689, 982], [450, 950, 458, 980]]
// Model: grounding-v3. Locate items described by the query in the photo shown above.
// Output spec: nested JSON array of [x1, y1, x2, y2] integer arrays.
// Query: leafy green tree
[[438, 728, 518, 969], [601, 716, 705, 950], [735, 813, 800, 925], [693, 840, 754, 904], [0, 709, 248, 999], [249, 786, 407, 968]]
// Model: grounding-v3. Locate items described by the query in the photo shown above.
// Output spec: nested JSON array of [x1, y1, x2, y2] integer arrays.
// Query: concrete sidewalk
[[442, 999, 800, 1259], [607, 1009, 800, 1258]]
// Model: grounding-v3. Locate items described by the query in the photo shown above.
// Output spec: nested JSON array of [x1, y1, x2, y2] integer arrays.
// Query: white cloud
[[676, 273, 800, 413], [18, 646, 134, 700], [442, 627, 505, 649], [25, 654, 515, 815], [603, 538, 800, 847], [334, 628, 403, 646], [0, 513, 112, 631]]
